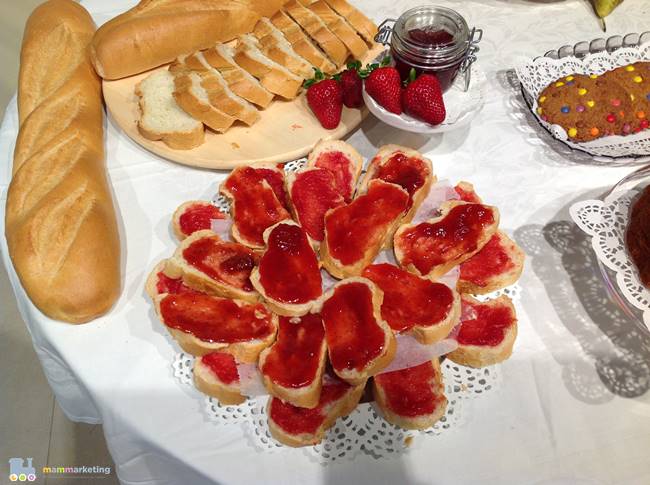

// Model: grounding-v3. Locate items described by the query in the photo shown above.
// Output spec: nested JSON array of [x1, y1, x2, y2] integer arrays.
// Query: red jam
[[258, 223, 322, 304], [408, 28, 454, 46], [457, 297, 515, 347], [159, 293, 274, 343], [362, 263, 453, 333], [223, 167, 290, 246], [373, 153, 428, 210], [182, 236, 257, 292], [397, 203, 495, 275], [321, 282, 386, 372], [459, 233, 514, 287], [201, 352, 240, 385], [325, 180, 409, 265], [454, 184, 481, 203], [261, 314, 325, 388], [313, 151, 355, 202], [257, 168, 290, 210], [155, 272, 199, 295], [290, 168, 344, 242], [374, 361, 443, 417], [269, 377, 350, 435], [178, 203, 224, 237]]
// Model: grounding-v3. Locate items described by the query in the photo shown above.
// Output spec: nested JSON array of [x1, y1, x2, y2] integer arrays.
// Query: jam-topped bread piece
[[458, 231, 525, 295], [250, 221, 322, 316], [165, 230, 259, 303], [394, 200, 500, 279], [322, 180, 409, 278], [454, 181, 482, 203], [193, 352, 245, 405], [145, 260, 202, 300], [259, 313, 327, 408], [313, 277, 396, 384], [172, 200, 225, 241], [362, 263, 460, 344], [154, 292, 277, 362], [373, 359, 447, 430], [448, 295, 517, 368], [220, 165, 291, 248], [307, 139, 363, 202], [267, 372, 365, 447], [627, 185, 650, 287], [359, 145, 435, 224], [286, 167, 345, 243]]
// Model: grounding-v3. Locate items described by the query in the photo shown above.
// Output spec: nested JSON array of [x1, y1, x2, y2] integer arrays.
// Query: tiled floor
[[0, 2, 118, 484]]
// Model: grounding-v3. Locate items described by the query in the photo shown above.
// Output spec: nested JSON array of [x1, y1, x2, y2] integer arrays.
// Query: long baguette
[[5, 0, 121, 323]]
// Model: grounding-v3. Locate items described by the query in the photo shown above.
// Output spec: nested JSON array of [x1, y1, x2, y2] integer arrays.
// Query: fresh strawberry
[[306, 70, 343, 129], [402, 73, 446, 125], [364, 66, 402, 114], [338, 61, 363, 108]]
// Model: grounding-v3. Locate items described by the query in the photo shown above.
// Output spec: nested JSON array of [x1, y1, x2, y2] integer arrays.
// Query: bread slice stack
[[135, 0, 378, 148]]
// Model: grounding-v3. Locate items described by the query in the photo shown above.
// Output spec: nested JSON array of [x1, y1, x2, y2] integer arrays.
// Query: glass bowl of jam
[[376, 6, 482, 92]]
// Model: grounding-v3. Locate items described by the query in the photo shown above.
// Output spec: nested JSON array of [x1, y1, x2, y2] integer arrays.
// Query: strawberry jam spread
[[160, 293, 274, 343], [459, 233, 514, 287], [325, 180, 409, 266], [257, 168, 290, 210], [321, 282, 386, 372], [313, 151, 355, 202], [201, 352, 240, 385], [454, 184, 481, 203], [223, 167, 290, 246], [269, 377, 350, 435], [397, 203, 495, 275], [179, 203, 224, 237], [374, 361, 443, 417], [156, 272, 199, 295], [261, 314, 325, 388], [290, 169, 344, 242], [258, 223, 322, 304], [457, 297, 515, 347], [362, 263, 453, 333], [373, 153, 428, 210], [182, 236, 257, 292]]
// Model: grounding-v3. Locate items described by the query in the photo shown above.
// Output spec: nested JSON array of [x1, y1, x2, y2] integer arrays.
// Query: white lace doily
[[516, 43, 650, 158], [570, 190, 650, 328], [172, 352, 499, 463]]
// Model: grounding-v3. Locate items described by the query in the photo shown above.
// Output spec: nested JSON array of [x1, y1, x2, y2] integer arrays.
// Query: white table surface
[[2, 1, 650, 484]]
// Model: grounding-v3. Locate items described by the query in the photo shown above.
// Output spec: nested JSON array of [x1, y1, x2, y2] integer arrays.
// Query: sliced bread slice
[[172, 70, 235, 133], [194, 352, 246, 405], [253, 18, 314, 79], [203, 43, 274, 108], [308, 1, 368, 60], [284, 0, 349, 68], [135, 69, 204, 150], [323, 0, 378, 45], [234, 34, 303, 100], [270, 10, 336, 74]]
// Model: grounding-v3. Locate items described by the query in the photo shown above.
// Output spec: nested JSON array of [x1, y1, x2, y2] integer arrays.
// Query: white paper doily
[[516, 43, 650, 158], [172, 352, 499, 463], [570, 189, 650, 329]]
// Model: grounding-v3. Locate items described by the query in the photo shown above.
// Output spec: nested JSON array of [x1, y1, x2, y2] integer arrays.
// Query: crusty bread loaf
[[308, 1, 368, 60], [203, 43, 274, 108], [234, 34, 304, 99], [6, 0, 121, 323], [172, 70, 236, 133], [323, 0, 377, 45], [90, 0, 288, 80], [253, 18, 314, 79], [270, 10, 336, 74], [307, 139, 363, 202], [136, 69, 205, 148], [194, 352, 246, 405], [283, 0, 349, 67]]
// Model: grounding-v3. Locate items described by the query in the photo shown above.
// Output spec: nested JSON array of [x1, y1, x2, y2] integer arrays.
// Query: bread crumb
[[404, 436, 413, 447], [291, 123, 303, 130], [231, 142, 240, 149]]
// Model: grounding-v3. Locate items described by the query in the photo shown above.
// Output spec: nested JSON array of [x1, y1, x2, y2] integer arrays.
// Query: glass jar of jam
[[375, 6, 482, 92]]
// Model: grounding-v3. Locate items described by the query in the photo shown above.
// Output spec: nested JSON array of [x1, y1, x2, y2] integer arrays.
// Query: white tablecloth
[[2, 1, 650, 484]]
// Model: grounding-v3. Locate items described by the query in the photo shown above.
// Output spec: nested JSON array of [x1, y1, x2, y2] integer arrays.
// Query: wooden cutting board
[[103, 45, 383, 170]]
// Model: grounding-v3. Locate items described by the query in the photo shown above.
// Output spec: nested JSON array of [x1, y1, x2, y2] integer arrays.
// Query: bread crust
[[308, 1, 368, 60], [6, 0, 121, 323], [322, 0, 378, 45], [253, 19, 314, 79], [193, 355, 246, 405], [409, 288, 461, 345]]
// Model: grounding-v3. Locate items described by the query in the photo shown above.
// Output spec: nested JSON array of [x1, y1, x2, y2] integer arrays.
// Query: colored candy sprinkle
[[619, 110, 625, 117], [539, 96, 547, 104], [537, 107, 543, 115], [642, 119, 650, 129], [568, 128, 577, 137], [646, 94, 650, 101], [555, 81, 565, 87], [587, 100, 595, 108], [566, 76, 574, 81], [634, 76, 643, 83], [541, 115, 548, 121], [578, 88, 587, 95], [626, 65, 635, 72], [590, 74, 598, 79], [623, 124, 631, 133], [576, 105, 586, 113], [590, 127, 599, 136], [611, 99, 621, 106], [631, 94, 636, 101], [606, 113, 616, 123], [638, 111, 646, 119], [561, 106, 570, 113]]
